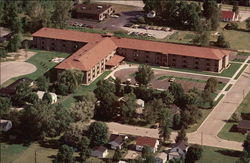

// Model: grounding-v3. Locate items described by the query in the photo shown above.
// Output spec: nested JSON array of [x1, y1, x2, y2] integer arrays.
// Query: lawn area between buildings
[[59, 71, 112, 108], [218, 91, 250, 142], [1, 49, 70, 88], [197, 146, 240, 163], [187, 94, 224, 133]]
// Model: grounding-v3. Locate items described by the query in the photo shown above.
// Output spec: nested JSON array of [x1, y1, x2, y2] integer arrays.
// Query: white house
[[155, 152, 168, 163], [136, 99, 144, 108], [0, 119, 12, 132], [168, 141, 189, 160], [91, 146, 109, 158], [37, 91, 57, 104], [135, 136, 159, 153], [108, 134, 128, 150], [135, 99, 145, 117]]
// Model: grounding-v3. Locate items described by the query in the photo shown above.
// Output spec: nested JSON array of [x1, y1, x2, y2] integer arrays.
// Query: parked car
[[169, 77, 175, 82], [110, 15, 119, 18], [124, 23, 133, 27]]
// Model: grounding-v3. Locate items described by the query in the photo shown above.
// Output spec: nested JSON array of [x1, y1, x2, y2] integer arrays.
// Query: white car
[[169, 77, 175, 82], [110, 15, 119, 18]]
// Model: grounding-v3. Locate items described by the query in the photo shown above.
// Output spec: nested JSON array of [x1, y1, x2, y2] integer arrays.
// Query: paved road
[[0, 61, 37, 85], [106, 63, 250, 151]]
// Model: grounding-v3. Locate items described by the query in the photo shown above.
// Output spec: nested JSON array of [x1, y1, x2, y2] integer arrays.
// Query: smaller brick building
[[72, 3, 114, 21]]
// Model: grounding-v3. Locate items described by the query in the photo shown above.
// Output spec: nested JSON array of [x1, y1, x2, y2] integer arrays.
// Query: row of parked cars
[[128, 32, 154, 37], [70, 22, 94, 28], [124, 23, 173, 32]]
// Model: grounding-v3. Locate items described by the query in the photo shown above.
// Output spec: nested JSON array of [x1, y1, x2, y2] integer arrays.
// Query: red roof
[[56, 37, 117, 71], [33, 28, 233, 72], [106, 55, 125, 66], [221, 10, 234, 19], [136, 136, 158, 148]]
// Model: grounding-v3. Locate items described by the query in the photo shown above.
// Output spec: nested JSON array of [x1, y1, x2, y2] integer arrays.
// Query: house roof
[[74, 3, 112, 15], [221, 10, 234, 19], [106, 55, 125, 67], [172, 140, 189, 151], [92, 146, 107, 153], [136, 136, 158, 148], [237, 120, 250, 130], [32, 28, 233, 72], [109, 134, 125, 145]]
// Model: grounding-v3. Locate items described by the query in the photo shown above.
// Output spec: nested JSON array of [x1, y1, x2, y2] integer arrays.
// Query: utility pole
[[35, 150, 37, 163]]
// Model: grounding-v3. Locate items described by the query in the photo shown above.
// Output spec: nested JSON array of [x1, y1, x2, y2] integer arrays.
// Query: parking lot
[[113, 67, 229, 91]]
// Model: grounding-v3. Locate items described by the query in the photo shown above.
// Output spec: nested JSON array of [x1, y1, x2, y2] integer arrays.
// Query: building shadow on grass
[[216, 149, 242, 157], [241, 113, 250, 120]]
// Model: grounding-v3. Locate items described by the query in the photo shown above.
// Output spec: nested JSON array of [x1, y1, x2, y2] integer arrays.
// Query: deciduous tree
[[55, 145, 75, 163], [185, 144, 203, 163], [88, 121, 109, 146], [175, 128, 188, 143], [135, 64, 154, 87]]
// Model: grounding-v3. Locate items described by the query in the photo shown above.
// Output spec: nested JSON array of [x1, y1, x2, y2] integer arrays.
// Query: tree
[[58, 69, 84, 94], [113, 149, 122, 162], [51, 0, 72, 29], [236, 150, 250, 163], [203, 0, 220, 30], [193, 31, 210, 46], [232, 0, 240, 16], [204, 77, 218, 94], [168, 82, 185, 107], [120, 92, 137, 123], [88, 121, 109, 146], [0, 49, 7, 58], [243, 133, 250, 154], [71, 99, 95, 123], [173, 113, 181, 129], [36, 76, 49, 91], [142, 146, 152, 158], [63, 122, 87, 147], [94, 80, 115, 101], [0, 1, 5, 24], [57, 83, 69, 96], [175, 128, 188, 143], [79, 136, 91, 162], [160, 91, 174, 106], [12, 81, 32, 107], [144, 155, 156, 163], [115, 77, 124, 97], [231, 112, 242, 122], [144, 99, 166, 124], [185, 144, 203, 163], [2, 2, 19, 31], [135, 64, 154, 87], [246, 17, 250, 30], [216, 34, 230, 48], [159, 109, 172, 141], [26, 92, 39, 104], [55, 145, 75, 163], [0, 97, 12, 118], [7, 33, 22, 52], [20, 102, 72, 140], [42, 92, 52, 104]]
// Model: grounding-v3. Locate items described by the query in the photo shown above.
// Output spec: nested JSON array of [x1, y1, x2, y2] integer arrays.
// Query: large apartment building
[[32, 28, 233, 85]]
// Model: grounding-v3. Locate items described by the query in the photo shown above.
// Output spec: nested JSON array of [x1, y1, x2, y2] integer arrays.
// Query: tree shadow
[[229, 124, 239, 133], [38, 139, 61, 149], [241, 113, 250, 120], [216, 149, 242, 157]]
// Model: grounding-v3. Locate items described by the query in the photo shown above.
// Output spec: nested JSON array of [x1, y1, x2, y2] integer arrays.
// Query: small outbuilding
[[108, 134, 128, 150], [155, 152, 168, 163], [168, 141, 189, 160], [221, 10, 235, 22], [91, 146, 109, 158]]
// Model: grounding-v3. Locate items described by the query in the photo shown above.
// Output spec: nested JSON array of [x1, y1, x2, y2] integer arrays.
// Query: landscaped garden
[[218, 91, 250, 142]]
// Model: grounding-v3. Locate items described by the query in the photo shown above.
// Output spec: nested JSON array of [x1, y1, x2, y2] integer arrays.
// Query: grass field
[[225, 84, 233, 91], [234, 64, 248, 80], [218, 91, 250, 142], [1, 143, 29, 163], [197, 146, 240, 163], [1, 50, 70, 88]]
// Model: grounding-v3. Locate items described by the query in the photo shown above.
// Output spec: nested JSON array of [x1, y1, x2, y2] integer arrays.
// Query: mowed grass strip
[[218, 91, 250, 142], [234, 64, 248, 80], [197, 146, 240, 163]]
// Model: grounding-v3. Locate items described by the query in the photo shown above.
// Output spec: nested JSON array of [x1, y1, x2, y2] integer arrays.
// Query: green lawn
[[218, 91, 250, 142], [60, 71, 112, 108], [234, 64, 248, 80], [1, 143, 29, 163], [1, 49, 70, 88], [225, 84, 233, 91], [151, 62, 242, 78], [197, 146, 240, 163]]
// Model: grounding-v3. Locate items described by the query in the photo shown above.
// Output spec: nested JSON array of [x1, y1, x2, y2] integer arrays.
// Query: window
[[172, 63, 176, 66], [172, 59, 176, 62], [183, 60, 186, 63], [42, 41, 44, 45], [207, 63, 210, 66], [145, 60, 148, 63], [146, 55, 149, 58], [134, 59, 138, 62], [195, 61, 199, 64], [62, 44, 66, 47], [207, 68, 210, 71], [195, 66, 199, 69]]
